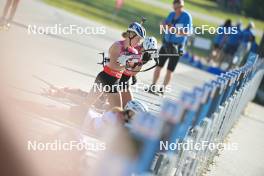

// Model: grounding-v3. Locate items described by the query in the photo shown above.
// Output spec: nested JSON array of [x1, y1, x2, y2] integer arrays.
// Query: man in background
[[233, 21, 255, 67], [148, 0, 192, 95]]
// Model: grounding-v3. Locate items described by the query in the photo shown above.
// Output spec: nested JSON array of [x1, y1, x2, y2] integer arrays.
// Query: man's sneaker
[[145, 84, 160, 96], [158, 87, 164, 96], [148, 84, 156, 92]]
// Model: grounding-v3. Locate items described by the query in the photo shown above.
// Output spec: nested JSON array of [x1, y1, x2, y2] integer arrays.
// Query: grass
[[161, 0, 264, 31], [43, 0, 166, 40], [43, 0, 259, 57], [43, 0, 217, 35]]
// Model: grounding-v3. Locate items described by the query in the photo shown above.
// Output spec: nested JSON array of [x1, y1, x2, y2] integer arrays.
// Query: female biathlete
[[45, 22, 149, 110], [48, 36, 158, 110], [44, 35, 158, 111], [119, 36, 158, 106]]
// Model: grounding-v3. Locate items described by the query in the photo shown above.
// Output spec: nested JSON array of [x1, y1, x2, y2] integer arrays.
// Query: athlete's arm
[[175, 13, 192, 36], [108, 42, 132, 71], [109, 43, 122, 66]]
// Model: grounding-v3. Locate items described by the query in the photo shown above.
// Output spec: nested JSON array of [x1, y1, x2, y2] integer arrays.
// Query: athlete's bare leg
[[84, 89, 104, 108], [121, 90, 132, 108], [107, 92, 122, 110], [163, 70, 173, 87]]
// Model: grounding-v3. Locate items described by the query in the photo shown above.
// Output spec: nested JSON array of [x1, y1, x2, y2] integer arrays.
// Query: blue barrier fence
[[96, 53, 264, 176], [180, 52, 226, 75]]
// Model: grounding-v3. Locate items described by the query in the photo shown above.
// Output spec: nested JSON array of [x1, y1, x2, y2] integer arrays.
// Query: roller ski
[[32, 75, 65, 98], [32, 75, 80, 106], [33, 75, 110, 113]]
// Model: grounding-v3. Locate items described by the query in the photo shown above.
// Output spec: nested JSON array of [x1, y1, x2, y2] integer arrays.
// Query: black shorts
[[94, 71, 120, 93], [157, 44, 180, 72], [119, 74, 131, 90]]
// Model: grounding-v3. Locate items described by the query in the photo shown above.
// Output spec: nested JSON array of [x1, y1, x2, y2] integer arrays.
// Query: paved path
[[206, 102, 264, 176], [0, 0, 215, 115], [0, 0, 263, 175]]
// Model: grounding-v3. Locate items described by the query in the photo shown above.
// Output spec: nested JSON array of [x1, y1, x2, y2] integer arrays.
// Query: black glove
[[131, 75, 137, 85], [177, 44, 183, 56], [142, 52, 152, 64], [179, 50, 183, 56]]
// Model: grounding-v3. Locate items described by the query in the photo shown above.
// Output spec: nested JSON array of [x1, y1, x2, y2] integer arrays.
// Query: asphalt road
[[0, 0, 215, 117], [0, 0, 262, 175]]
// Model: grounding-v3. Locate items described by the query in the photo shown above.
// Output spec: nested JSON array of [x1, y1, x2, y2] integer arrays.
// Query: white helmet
[[143, 36, 158, 51], [124, 100, 148, 114], [127, 22, 146, 38]]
